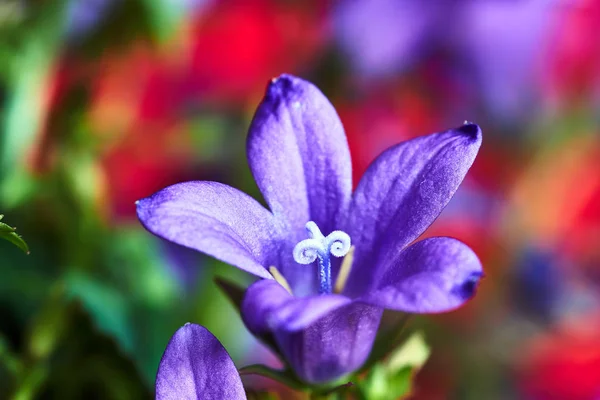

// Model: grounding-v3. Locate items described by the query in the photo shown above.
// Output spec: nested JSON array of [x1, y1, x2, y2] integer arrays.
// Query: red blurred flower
[[519, 317, 600, 400], [545, 0, 600, 103], [90, 47, 194, 219], [336, 83, 439, 185], [184, 0, 326, 102]]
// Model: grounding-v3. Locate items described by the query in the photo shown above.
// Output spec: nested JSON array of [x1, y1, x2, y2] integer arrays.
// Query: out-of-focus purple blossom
[[455, 0, 558, 120], [66, 0, 118, 39], [333, 0, 558, 120], [513, 247, 562, 322], [137, 74, 482, 383], [333, 0, 452, 78], [513, 246, 600, 324], [160, 241, 201, 292]]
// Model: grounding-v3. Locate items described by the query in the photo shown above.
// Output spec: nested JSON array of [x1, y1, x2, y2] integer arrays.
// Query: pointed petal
[[359, 237, 483, 313], [247, 74, 352, 236], [137, 181, 278, 279], [241, 280, 352, 335], [156, 323, 246, 400], [275, 302, 383, 383], [341, 124, 481, 296]]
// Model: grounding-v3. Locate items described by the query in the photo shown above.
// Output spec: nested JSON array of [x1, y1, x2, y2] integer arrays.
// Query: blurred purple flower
[[66, 0, 118, 39], [156, 323, 246, 399], [333, 0, 557, 119], [161, 241, 201, 291], [513, 247, 562, 322], [333, 0, 452, 77], [137, 74, 482, 383]]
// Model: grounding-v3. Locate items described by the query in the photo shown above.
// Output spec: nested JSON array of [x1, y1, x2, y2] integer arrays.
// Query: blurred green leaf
[[26, 288, 71, 361], [39, 302, 151, 399], [0, 1, 68, 207], [214, 276, 246, 312], [64, 270, 134, 353], [356, 332, 430, 400], [387, 331, 430, 373], [0, 333, 21, 380], [140, 0, 184, 42], [0, 215, 29, 254], [239, 364, 306, 391], [362, 311, 411, 372], [11, 364, 47, 400], [67, 229, 185, 384]]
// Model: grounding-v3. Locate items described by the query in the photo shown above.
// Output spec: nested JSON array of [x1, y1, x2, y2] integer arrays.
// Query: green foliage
[[356, 332, 431, 400], [0, 215, 28, 253], [64, 228, 183, 384], [239, 364, 307, 391]]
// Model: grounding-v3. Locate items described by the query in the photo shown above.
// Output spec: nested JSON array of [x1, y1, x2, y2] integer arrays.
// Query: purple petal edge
[[242, 279, 353, 335], [359, 237, 483, 313], [137, 181, 278, 280], [341, 123, 482, 297]]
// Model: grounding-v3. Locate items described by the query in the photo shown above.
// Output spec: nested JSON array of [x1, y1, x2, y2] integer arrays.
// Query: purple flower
[[156, 323, 246, 399], [333, 0, 557, 120], [137, 74, 482, 383]]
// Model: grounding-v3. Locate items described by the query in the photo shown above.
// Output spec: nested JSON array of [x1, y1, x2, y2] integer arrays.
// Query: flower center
[[293, 221, 351, 294]]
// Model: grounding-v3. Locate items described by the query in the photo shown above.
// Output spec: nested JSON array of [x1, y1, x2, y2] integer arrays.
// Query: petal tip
[[453, 271, 483, 300], [135, 196, 153, 220], [457, 122, 482, 142], [266, 74, 308, 99]]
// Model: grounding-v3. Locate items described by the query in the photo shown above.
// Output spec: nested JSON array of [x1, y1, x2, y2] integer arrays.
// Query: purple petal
[[247, 74, 352, 237], [275, 302, 383, 383], [359, 237, 482, 313], [137, 181, 279, 279], [156, 323, 245, 400], [242, 280, 352, 335], [340, 124, 481, 296]]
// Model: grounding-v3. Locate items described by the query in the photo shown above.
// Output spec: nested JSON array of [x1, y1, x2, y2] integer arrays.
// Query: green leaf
[[26, 287, 72, 361], [214, 276, 246, 313], [0, 215, 29, 253], [362, 311, 411, 371], [139, 0, 200, 42], [38, 302, 151, 398], [72, 229, 184, 384], [239, 364, 306, 391], [64, 270, 134, 354], [387, 331, 430, 373], [356, 332, 430, 400]]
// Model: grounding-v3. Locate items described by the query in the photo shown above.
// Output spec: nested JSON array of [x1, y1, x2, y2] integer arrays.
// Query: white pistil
[[293, 221, 351, 294]]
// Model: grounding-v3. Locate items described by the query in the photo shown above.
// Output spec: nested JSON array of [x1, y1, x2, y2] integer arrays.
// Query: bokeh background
[[1, 0, 600, 398]]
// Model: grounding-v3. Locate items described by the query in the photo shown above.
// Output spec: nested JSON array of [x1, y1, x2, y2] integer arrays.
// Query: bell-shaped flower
[[137, 74, 482, 383]]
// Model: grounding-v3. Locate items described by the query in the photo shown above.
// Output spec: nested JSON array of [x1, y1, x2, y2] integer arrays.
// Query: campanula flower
[[137, 74, 482, 383]]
